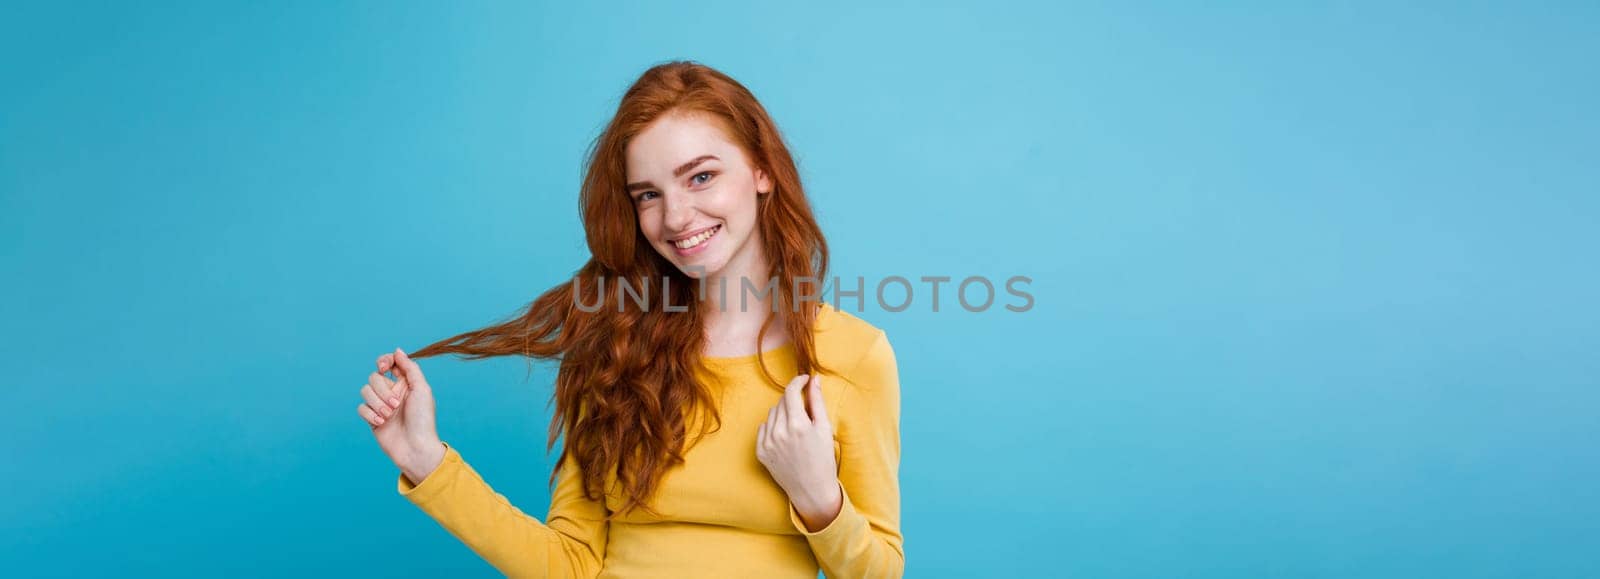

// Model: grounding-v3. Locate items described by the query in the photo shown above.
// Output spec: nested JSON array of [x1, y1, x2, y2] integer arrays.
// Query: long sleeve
[[788, 330, 905, 578], [397, 442, 610, 578]]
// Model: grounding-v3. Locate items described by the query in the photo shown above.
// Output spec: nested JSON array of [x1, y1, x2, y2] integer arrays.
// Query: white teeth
[[673, 225, 719, 249]]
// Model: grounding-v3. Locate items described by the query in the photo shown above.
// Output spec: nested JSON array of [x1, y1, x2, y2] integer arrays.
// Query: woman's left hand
[[757, 373, 844, 532]]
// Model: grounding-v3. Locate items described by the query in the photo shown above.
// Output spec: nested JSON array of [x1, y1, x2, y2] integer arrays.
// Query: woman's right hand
[[357, 348, 446, 485]]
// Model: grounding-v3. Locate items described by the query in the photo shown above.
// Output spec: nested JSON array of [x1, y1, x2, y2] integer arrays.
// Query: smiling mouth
[[672, 225, 721, 250]]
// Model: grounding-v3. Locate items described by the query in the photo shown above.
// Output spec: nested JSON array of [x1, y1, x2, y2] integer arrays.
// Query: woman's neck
[[698, 247, 789, 356]]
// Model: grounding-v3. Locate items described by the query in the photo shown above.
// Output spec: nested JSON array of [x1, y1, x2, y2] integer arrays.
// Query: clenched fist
[[357, 348, 446, 485], [756, 373, 844, 532]]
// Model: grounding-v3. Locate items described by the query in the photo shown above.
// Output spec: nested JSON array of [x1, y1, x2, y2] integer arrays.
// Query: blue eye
[[637, 191, 659, 202], [691, 171, 714, 186]]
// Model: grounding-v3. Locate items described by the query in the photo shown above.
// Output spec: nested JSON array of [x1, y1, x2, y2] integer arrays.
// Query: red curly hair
[[409, 61, 831, 517]]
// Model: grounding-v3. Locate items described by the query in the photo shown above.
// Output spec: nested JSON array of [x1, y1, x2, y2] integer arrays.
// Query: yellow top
[[396, 303, 904, 578]]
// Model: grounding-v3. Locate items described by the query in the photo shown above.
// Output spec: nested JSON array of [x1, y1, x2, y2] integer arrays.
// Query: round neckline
[[698, 303, 832, 367], [702, 341, 795, 367]]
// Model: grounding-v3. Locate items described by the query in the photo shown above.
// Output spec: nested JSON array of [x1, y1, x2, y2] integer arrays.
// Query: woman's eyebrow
[[626, 155, 720, 192]]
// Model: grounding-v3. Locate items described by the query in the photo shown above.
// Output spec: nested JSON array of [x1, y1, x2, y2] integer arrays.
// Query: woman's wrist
[[791, 478, 844, 532], [400, 439, 447, 485]]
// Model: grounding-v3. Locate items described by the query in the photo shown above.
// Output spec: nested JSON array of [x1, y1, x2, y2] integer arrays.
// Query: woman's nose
[[662, 193, 694, 232]]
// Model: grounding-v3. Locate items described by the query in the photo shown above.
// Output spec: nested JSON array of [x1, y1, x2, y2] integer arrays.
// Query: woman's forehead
[[626, 114, 744, 176]]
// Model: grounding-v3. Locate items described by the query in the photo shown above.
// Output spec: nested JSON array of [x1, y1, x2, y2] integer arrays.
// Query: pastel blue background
[[3, 1, 1595, 577]]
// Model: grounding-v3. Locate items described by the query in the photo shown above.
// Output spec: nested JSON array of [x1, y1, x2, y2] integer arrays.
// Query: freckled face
[[625, 113, 771, 279]]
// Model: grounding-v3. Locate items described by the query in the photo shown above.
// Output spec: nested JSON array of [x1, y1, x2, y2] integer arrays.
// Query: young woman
[[355, 61, 903, 578]]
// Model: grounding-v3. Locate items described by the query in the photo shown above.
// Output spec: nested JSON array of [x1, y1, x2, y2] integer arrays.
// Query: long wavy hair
[[409, 61, 830, 518]]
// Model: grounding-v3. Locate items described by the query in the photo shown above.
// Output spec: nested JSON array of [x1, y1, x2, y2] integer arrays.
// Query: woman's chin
[[674, 256, 726, 280]]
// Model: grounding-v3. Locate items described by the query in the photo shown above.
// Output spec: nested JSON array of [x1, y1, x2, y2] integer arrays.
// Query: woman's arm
[[789, 331, 905, 578], [398, 442, 609, 579]]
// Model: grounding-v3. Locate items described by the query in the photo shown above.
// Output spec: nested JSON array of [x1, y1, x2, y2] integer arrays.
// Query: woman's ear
[[756, 168, 772, 195]]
